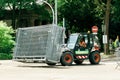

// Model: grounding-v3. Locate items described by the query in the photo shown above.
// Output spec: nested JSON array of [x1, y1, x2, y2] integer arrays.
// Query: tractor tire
[[60, 52, 73, 66], [74, 59, 84, 65], [47, 63, 56, 66], [89, 51, 101, 64], [46, 60, 56, 66]]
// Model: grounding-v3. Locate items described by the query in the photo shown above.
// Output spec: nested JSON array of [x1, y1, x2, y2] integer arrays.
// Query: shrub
[[0, 53, 12, 60], [0, 21, 15, 54]]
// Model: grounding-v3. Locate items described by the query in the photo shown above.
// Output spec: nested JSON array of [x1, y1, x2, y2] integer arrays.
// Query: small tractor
[[13, 24, 101, 66], [60, 32, 101, 66]]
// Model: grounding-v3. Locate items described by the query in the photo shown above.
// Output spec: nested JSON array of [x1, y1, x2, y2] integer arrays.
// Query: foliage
[[111, 0, 120, 23], [32, 4, 51, 22], [0, 53, 12, 60], [59, 0, 102, 33], [0, 0, 51, 27], [108, 0, 120, 40], [0, 0, 35, 10], [0, 21, 15, 53]]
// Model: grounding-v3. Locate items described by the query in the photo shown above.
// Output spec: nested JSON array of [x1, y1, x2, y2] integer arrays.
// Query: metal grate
[[14, 24, 64, 62]]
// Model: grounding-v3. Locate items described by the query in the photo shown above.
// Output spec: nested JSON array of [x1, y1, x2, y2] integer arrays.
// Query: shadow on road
[[72, 63, 104, 66], [17, 63, 71, 69], [17, 62, 105, 69]]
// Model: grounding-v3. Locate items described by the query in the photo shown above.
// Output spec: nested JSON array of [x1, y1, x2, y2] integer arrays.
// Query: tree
[[109, 0, 120, 39], [0, 0, 52, 28], [94, 0, 112, 54], [59, 0, 102, 32], [105, 0, 111, 54], [0, 0, 35, 28]]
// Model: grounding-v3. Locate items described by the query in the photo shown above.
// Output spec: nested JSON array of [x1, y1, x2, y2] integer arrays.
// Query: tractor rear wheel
[[89, 51, 101, 64], [60, 52, 73, 66]]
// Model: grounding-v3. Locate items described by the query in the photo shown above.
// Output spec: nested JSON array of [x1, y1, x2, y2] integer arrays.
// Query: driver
[[79, 38, 86, 48]]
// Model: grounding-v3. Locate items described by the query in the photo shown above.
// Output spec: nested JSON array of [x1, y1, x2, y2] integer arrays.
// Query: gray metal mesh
[[14, 24, 64, 62]]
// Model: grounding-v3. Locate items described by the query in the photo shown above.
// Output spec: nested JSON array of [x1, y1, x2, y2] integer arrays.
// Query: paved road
[[0, 60, 120, 80]]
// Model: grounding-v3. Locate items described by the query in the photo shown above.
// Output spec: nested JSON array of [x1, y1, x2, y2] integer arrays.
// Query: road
[[0, 60, 120, 80]]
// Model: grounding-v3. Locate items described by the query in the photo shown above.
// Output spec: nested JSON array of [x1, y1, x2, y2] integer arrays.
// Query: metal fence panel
[[46, 25, 64, 62], [14, 24, 64, 62]]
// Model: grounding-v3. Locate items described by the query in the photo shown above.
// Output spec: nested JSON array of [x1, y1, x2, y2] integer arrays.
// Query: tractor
[[60, 32, 101, 66]]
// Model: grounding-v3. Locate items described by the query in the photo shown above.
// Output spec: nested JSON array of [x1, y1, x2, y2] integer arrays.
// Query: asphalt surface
[[0, 55, 120, 80]]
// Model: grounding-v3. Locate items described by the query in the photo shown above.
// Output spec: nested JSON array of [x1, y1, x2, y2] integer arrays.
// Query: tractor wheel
[[89, 51, 101, 64], [60, 52, 73, 66], [46, 60, 56, 66], [74, 59, 84, 65], [47, 63, 56, 66]]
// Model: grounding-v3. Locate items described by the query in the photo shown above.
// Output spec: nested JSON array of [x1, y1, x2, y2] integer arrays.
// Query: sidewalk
[[101, 53, 116, 62]]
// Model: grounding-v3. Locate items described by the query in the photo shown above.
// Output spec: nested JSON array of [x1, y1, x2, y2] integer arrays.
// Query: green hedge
[[0, 53, 12, 60]]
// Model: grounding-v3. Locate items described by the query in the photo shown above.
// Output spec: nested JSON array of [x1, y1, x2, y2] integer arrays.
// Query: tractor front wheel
[[60, 52, 73, 66]]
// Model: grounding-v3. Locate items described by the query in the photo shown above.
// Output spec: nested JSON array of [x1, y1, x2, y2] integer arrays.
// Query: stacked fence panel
[[14, 24, 64, 62]]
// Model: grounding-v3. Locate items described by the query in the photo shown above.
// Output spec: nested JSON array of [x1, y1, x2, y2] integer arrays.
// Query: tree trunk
[[104, 0, 111, 54]]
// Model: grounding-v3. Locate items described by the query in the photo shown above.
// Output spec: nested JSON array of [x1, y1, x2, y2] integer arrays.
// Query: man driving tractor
[[79, 37, 86, 48]]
